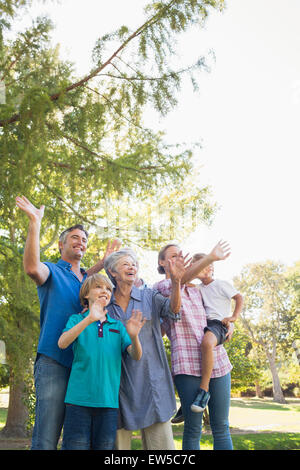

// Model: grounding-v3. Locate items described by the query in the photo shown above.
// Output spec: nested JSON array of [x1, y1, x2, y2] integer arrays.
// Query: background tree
[[224, 323, 259, 394], [285, 261, 300, 365], [0, 0, 224, 436], [233, 261, 299, 404]]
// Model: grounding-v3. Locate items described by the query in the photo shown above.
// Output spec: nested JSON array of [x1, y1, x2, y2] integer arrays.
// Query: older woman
[[153, 241, 234, 450], [104, 249, 184, 450]]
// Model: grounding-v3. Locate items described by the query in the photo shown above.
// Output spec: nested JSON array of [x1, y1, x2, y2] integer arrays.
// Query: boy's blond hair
[[79, 273, 114, 306]]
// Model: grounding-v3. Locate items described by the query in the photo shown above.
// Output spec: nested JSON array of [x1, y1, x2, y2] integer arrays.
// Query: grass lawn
[[131, 431, 300, 450], [0, 407, 6, 430], [229, 397, 300, 433], [133, 397, 300, 450], [0, 393, 299, 450]]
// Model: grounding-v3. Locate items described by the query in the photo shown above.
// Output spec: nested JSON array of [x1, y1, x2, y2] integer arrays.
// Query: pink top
[[153, 279, 232, 378]]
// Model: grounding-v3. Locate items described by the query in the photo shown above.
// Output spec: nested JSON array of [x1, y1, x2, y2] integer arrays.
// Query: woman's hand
[[168, 251, 186, 284], [126, 309, 146, 339]]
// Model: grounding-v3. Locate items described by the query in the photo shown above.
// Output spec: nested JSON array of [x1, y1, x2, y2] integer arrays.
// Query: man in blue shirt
[[16, 195, 120, 450]]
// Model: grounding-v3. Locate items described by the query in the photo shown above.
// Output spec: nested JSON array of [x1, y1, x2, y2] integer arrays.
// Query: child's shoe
[[171, 406, 184, 424], [190, 389, 210, 413]]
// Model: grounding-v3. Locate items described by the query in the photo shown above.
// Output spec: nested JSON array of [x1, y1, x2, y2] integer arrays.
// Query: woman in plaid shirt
[[153, 241, 234, 450]]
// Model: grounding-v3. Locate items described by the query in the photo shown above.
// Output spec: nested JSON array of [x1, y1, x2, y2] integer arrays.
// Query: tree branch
[[240, 313, 266, 348], [0, 0, 177, 127], [58, 131, 155, 173], [34, 174, 98, 227], [84, 84, 145, 131], [7, 135, 165, 174], [0, 36, 32, 82]]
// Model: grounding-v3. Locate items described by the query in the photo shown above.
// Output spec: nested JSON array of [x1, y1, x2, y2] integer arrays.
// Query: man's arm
[[16, 196, 49, 286]]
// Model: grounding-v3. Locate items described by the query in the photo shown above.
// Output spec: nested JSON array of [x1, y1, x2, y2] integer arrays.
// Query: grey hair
[[122, 247, 139, 269], [104, 250, 138, 286]]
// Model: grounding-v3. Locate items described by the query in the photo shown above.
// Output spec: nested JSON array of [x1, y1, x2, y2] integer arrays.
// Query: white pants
[[115, 421, 175, 450]]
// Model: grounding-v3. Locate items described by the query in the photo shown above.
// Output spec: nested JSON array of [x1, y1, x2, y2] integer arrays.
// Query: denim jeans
[[174, 373, 233, 450], [62, 404, 118, 450], [31, 354, 71, 450]]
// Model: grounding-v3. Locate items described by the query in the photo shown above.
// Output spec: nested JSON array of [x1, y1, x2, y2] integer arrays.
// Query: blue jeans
[[31, 354, 71, 450], [62, 404, 118, 450], [174, 373, 233, 450]]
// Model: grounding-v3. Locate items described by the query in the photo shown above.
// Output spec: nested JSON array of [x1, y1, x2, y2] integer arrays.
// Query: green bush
[[0, 364, 10, 390]]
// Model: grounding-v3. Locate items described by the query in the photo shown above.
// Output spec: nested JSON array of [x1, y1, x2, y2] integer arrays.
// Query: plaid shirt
[[153, 279, 232, 378]]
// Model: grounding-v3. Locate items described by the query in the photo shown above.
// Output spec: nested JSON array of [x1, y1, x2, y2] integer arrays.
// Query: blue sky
[[14, 0, 300, 282]]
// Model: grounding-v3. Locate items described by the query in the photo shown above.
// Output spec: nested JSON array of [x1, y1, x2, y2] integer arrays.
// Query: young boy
[[58, 273, 146, 450], [190, 253, 243, 413]]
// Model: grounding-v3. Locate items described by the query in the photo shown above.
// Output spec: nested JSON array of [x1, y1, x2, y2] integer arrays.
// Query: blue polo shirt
[[63, 312, 131, 408], [37, 259, 87, 367]]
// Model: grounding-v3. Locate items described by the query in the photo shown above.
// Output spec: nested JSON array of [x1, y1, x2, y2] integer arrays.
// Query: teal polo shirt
[[63, 312, 131, 408]]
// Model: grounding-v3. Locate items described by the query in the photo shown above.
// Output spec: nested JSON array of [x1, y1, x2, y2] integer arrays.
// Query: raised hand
[[168, 250, 186, 283], [126, 309, 146, 338], [16, 196, 45, 223], [103, 239, 122, 260], [86, 238, 122, 276], [209, 240, 231, 261], [88, 298, 107, 323]]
